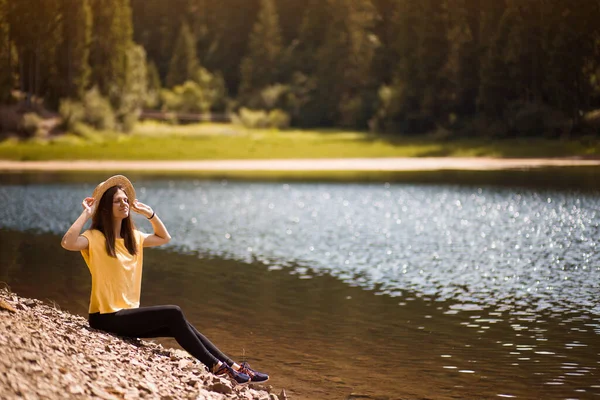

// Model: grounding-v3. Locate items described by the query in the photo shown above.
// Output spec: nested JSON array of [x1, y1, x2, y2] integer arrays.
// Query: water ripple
[[1, 180, 600, 318]]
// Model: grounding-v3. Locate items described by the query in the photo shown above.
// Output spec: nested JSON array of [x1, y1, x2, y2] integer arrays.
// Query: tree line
[[1, 0, 600, 136]]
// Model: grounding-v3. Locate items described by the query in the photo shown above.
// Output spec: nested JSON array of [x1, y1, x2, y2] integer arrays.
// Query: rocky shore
[[0, 289, 284, 400]]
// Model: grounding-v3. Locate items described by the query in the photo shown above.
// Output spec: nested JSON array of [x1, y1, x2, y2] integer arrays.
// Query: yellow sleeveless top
[[80, 229, 148, 314]]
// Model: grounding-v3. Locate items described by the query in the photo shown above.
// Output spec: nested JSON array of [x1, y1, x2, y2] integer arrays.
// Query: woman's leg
[[186, 322, 234, 365], [116, 319, 234, 366], [89, 305, 221, 368]]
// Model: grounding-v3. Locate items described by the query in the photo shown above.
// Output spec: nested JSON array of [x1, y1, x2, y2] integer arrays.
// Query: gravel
[[0, 288, 285, 400]]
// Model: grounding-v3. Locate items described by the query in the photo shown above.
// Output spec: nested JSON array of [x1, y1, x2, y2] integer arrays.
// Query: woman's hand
[[132, 200, 154, 219], [82, 197, 96, 220], [132, 199, 171, 247]]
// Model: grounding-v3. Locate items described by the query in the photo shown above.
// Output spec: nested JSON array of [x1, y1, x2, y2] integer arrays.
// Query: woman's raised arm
[[61, 197, 93, 251], [132, 200, 171, 247]]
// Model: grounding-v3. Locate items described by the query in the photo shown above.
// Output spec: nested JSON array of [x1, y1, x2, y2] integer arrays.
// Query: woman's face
[[112, 189, 130, 220]]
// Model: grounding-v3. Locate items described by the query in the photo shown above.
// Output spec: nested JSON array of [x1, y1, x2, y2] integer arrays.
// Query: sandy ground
[[1, 157, 600, 173]]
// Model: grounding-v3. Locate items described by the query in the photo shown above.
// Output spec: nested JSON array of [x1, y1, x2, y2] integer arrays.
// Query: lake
[[1, 171, 599, 399]]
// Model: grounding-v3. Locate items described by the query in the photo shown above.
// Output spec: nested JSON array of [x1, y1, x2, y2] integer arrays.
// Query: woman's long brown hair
[[91, 185, 138, 257]]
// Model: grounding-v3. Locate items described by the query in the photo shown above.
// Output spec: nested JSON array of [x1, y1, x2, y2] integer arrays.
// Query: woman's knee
[[163, 305, 185, 322]]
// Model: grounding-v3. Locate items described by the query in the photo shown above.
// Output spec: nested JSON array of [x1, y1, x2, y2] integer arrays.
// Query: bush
[[20, 113, 42, 137], [232, 108, 290, 129], [239, 85, 291, 122], [370, 83, 436, 134], [193, 67, 228, 112], [83, 87, 115, 130], [121, 110, 140, 133], [369, 84, 402, 133], [59, 99, 85, 132], [268, 109, 291, 129], [242, 80, 318, 120], [505, 101, 569, 138], [453, 115, 506, 138], [338, 95, 364, 129], [160, 67, 229, 115], [161, 81, 210, 114], [260, 84, 290, 110], [59, 90, 118, 133], [583, 109, 600, 133], [233, 108, 269, 129], [160, 89, 180, 113]]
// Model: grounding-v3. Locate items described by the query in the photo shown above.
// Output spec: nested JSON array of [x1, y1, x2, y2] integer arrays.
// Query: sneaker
[[239, 362, 270, 383], [213, 362, 251, 385]]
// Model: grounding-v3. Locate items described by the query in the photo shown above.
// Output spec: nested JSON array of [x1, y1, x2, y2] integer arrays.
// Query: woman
[[61, 175, 268, 385]]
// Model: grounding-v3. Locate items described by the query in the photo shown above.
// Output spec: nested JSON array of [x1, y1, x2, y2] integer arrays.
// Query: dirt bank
[[0, 288, 283, 400]]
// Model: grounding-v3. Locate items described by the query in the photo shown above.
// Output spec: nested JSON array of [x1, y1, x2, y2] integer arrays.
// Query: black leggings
[[89, 305, 233, 369]]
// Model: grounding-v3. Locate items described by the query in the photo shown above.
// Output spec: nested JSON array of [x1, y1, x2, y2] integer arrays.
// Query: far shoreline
[[2, 157, 600, 173], [3, 158, 600, 189]]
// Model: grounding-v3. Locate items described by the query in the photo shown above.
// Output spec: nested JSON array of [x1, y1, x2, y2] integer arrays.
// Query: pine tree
[[314, 0, 378, 128], [448, 0, 481, 115], [275, 0, 307, 45], [89, 0, 133, 108], [239, 0, 283, 95], [197, 0, 260, 95], [132, 0, 190, 82], [188, 0, 214, 66], [415, 0, 450, 122], [0, 0, 13, 103], [478, 4, 515, 119], [55, 0, 92, 100], [145, 60, 161, 108], [501, 0, 548, 105], [6, 0, 61, 104], [166, 23, 198, 88], [544, 1, 600, 126], [117, 43, 147, 131], [390, 0, 421, 119], [374, 0, 452, 133], [371, 0, 400, 85], [291, 0, 330, 77], [380, 0, 431, 132]]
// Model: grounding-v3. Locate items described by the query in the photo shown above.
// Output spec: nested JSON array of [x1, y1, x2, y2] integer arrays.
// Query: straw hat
[[92, 175, 136, 203]]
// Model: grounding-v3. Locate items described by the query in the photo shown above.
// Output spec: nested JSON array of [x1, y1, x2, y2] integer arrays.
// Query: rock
[[138, 380, 157, 393], [279, 389, 288, 400], [123, 387, 141, 400], [21, 351, 38, 362], [23, 299, 37, 307], [185, 378, 199, 387], [208, 382, 233, 394], [88, 383, 117, 400], [68, 384, 85, 394]]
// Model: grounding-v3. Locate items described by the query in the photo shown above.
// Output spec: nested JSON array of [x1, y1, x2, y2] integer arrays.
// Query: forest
[[1, 0, 599, 137]]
